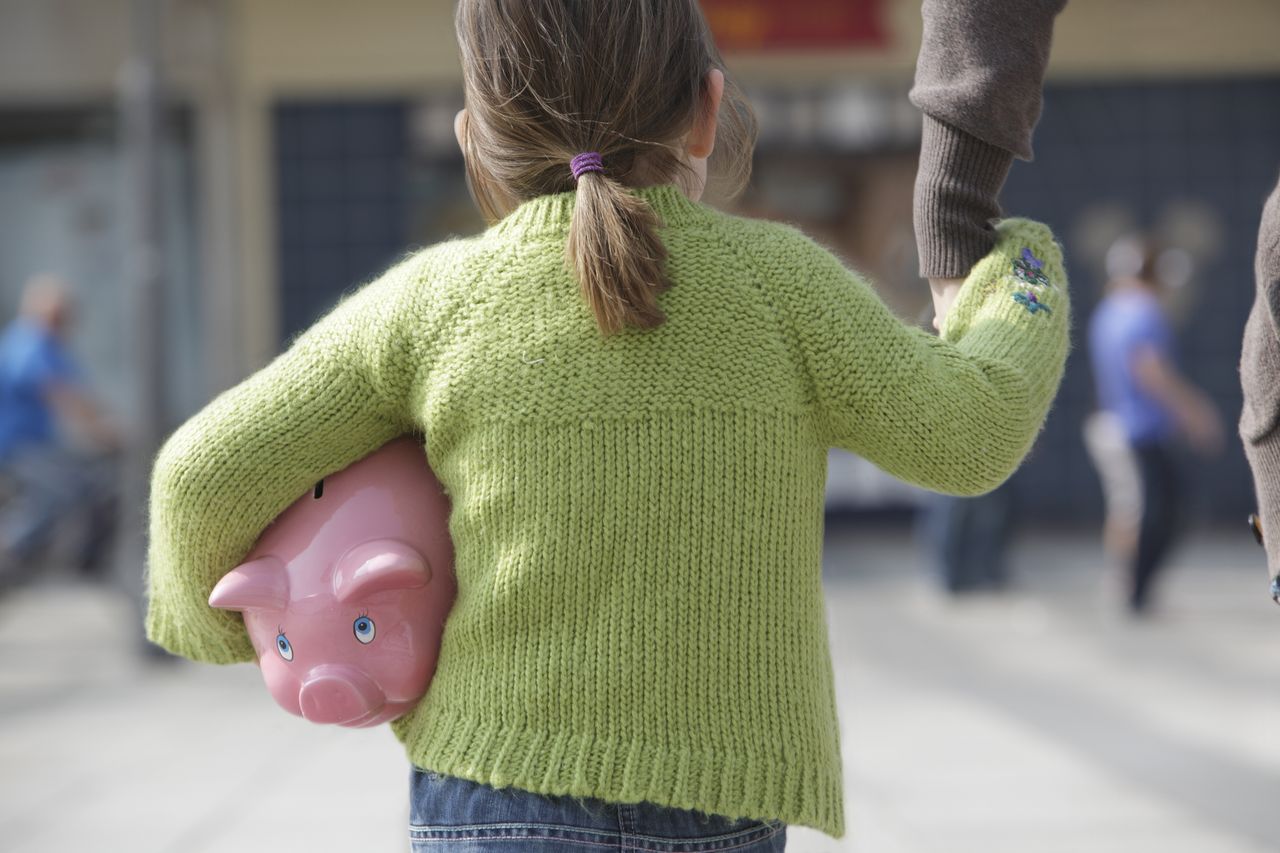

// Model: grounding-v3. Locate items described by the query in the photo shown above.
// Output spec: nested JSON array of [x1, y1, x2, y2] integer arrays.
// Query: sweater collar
[[489, 183, 711, 239]]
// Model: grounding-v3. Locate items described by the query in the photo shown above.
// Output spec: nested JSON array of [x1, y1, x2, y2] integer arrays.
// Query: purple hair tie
[[570, 152, 605, 181]]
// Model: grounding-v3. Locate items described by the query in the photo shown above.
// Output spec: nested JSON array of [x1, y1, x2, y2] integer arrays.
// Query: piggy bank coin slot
[[313, 479, 325, 500]]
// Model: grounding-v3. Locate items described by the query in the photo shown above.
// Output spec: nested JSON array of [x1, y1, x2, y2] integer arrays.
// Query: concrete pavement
[[1, 527, 1275, 852]]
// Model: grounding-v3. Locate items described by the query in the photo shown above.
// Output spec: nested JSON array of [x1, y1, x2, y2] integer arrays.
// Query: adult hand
[[1131, 346, 1225, 457], [45, 384, 124, 453], [1182, 395, 1225, 457]]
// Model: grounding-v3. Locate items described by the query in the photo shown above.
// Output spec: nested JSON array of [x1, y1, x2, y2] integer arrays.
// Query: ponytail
[[567, 168, 672, 337], [456, 1, 759, 337]]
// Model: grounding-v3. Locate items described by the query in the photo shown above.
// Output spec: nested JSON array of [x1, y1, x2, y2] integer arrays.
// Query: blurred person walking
[[1087, 237, 1224, 615], [0, 274, 122, 594], [1241, 180, 1280, 601]]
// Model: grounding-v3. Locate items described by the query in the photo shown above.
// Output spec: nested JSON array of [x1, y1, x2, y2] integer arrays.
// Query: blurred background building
[[0, 0, 1278, 524]]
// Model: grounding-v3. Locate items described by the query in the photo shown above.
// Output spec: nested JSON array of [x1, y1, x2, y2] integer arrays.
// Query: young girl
[[145, 1, 1070, 848]]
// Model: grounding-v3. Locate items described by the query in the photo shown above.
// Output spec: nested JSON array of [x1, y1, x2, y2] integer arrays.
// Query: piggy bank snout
[[297, 665, 385, 725]]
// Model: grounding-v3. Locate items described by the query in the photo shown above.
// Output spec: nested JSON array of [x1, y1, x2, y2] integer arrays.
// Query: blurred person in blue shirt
[[0, 274, 122, 593], [1087, 236, 1223, 615]]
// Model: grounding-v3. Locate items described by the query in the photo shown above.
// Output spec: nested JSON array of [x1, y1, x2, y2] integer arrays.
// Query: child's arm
[[145, 252, 436, 663], [759, 218, 1070, 496]]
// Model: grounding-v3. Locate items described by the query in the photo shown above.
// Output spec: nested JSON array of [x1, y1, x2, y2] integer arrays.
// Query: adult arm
[[1240, 180, 1280, 585], [21, 332, 120, 450], [911, 0, 1068, 284], [1130, 346, 1223, 454]]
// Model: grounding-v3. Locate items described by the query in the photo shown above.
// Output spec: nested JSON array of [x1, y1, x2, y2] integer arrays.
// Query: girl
[[145, 1, 1071, 848]]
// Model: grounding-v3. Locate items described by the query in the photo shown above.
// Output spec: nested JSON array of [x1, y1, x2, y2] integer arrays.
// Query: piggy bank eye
[[353, 616, 376, 645], [275, 633, 294, 661]]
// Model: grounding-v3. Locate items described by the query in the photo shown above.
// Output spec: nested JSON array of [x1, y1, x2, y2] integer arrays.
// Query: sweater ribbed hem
[[490, 184, 713, 239], [394, 705, 846, 839], [914, 115, 1016, 279]]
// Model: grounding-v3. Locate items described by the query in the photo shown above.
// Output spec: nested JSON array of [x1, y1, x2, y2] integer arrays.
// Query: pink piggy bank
[[208, 436, 455, 728]]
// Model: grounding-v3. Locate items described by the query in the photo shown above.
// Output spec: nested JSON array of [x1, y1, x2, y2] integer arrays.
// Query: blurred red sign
[[702, 0, 887, 52]]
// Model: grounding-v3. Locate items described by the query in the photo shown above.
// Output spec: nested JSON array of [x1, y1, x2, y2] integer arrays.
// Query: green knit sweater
[[145, 184, 1070, 838]]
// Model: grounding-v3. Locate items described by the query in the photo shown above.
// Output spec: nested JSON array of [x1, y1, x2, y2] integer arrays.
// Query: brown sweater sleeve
[[910, 0, 1068, 278], [1240, 179, 1280, 586]]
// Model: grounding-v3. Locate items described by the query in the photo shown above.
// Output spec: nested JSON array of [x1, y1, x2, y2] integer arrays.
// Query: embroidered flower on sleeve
[[1012, 289, 1052, 315], [1012, 248, 1052, 289]]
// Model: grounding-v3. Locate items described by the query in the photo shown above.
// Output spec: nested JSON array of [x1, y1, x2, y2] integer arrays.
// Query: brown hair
[[455, 0, 757, 335]]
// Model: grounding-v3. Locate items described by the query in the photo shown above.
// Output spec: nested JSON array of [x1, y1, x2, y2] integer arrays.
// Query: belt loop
[[617, 802, 638, 850]]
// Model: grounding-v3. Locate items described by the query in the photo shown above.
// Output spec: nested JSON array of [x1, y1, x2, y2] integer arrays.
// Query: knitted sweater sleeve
[[145, 252, 433, 664], [760, 218, 1070, 496]]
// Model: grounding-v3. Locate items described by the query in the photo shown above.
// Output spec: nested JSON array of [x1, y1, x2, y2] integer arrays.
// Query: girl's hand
[[928, 276, 964, 330]]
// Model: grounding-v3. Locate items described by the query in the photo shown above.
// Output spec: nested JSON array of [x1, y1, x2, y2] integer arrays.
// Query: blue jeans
[[918, 485, 1013, 594], [1129, 440, 1182, 613], [409, 767, 787, 851]]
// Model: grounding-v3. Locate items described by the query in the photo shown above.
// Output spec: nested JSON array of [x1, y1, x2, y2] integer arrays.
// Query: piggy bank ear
[[209, 556, 289, 612], [332, 540, 430, 604]]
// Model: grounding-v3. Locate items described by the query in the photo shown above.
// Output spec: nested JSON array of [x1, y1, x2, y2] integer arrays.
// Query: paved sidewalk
[[1, 528, 1275, 852]]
